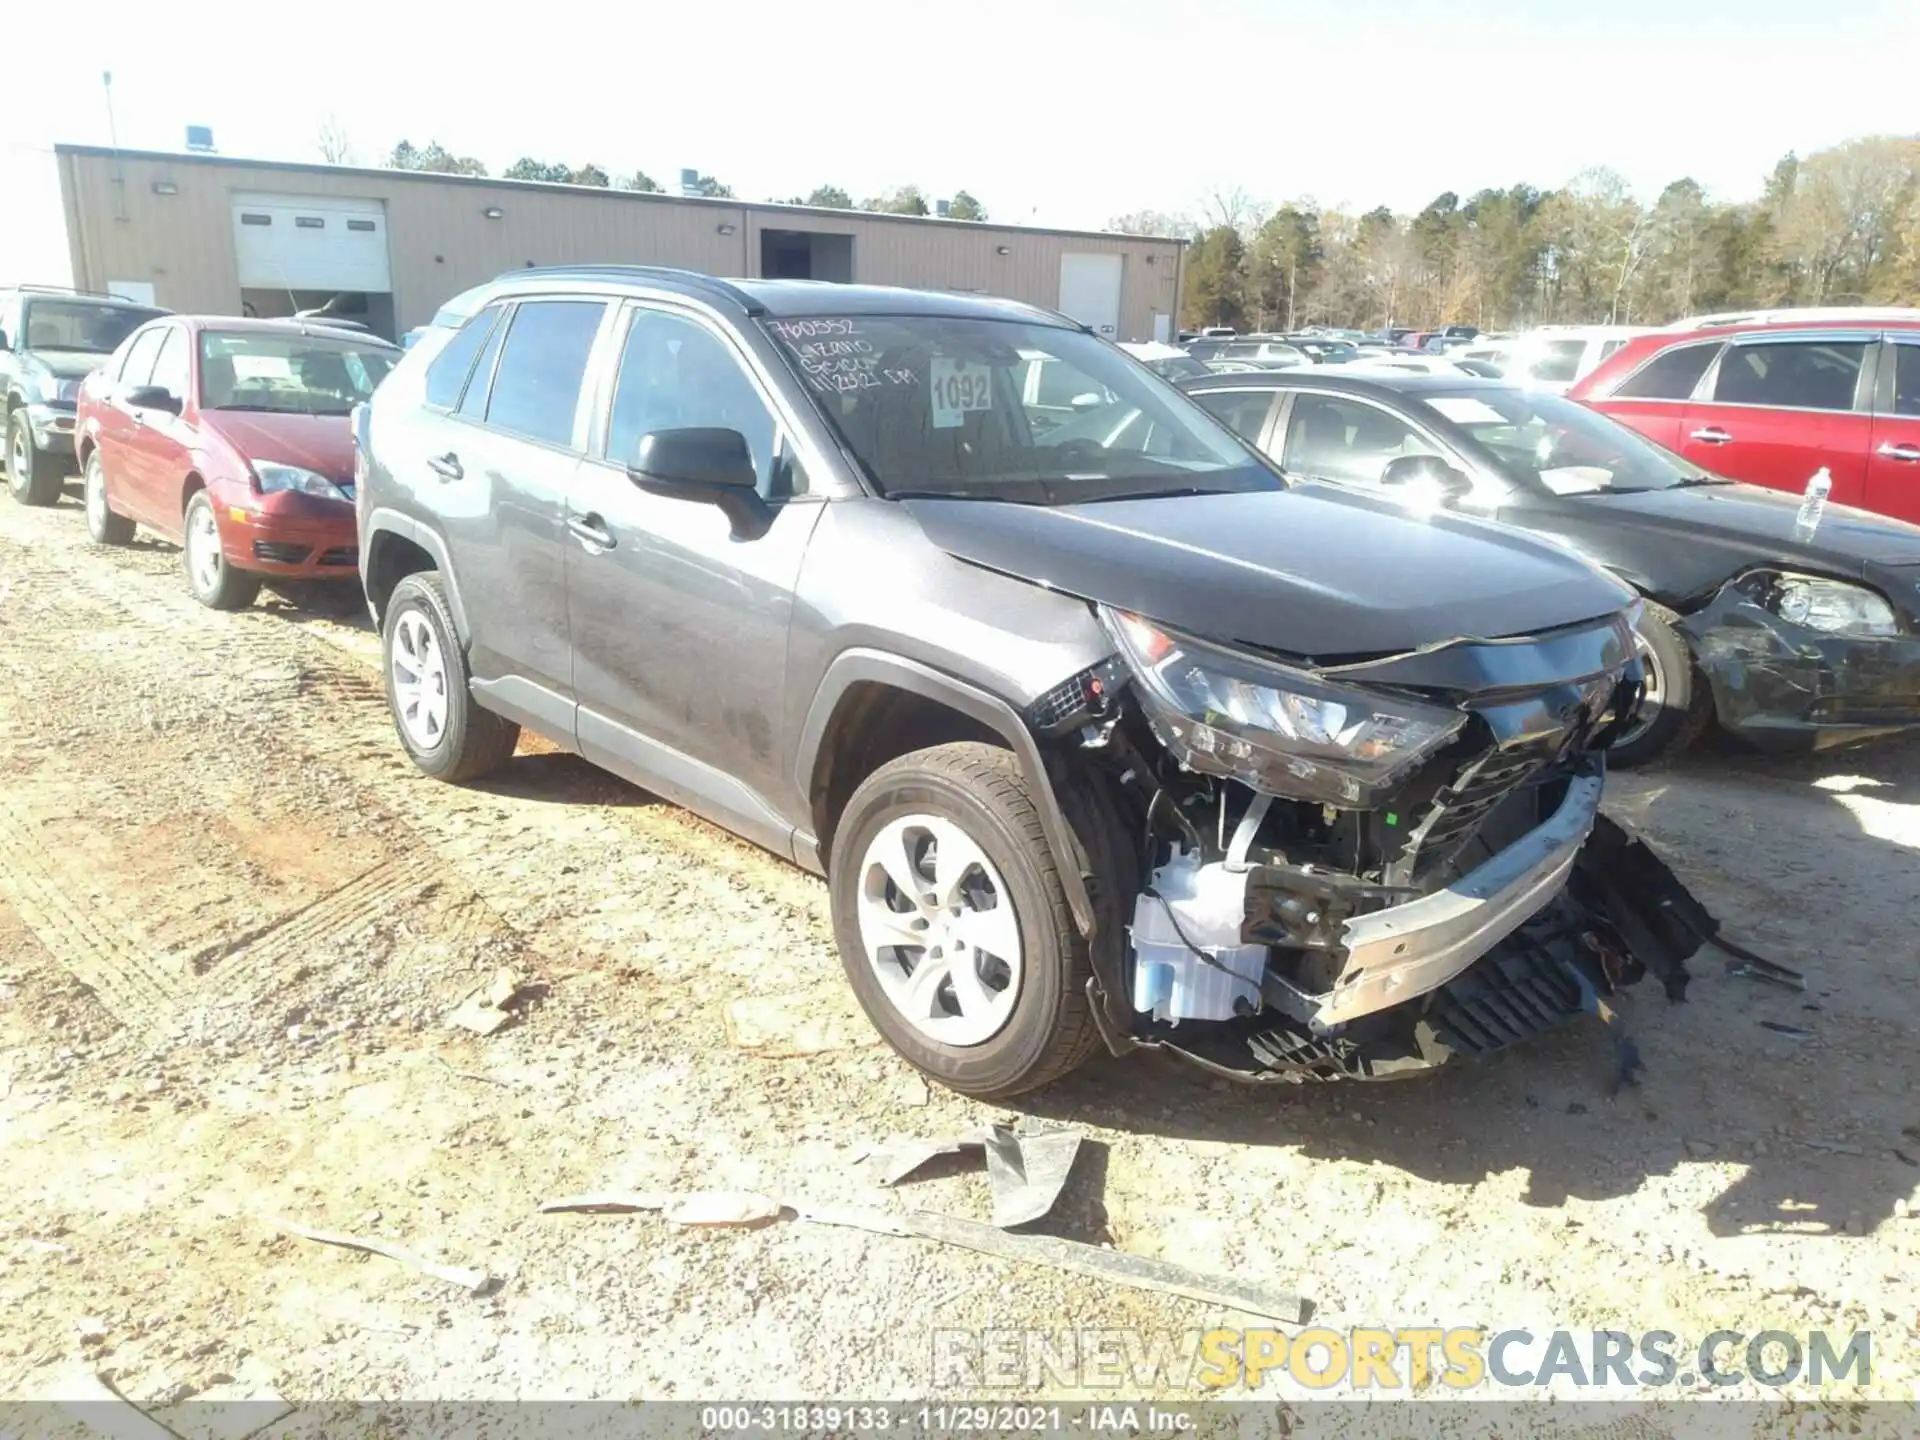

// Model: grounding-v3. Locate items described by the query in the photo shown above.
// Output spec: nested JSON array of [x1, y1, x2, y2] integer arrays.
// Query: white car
[[1118, 341, 1211, 382], [1495, 326, 1657, 394]]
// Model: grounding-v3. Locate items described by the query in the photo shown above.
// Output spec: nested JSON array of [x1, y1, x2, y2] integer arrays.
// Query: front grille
[[252, 541, 311, 564], [317, 546, 358, 567], [1394, 752, 1544, 881], [1422, 930, 1589, 1058]]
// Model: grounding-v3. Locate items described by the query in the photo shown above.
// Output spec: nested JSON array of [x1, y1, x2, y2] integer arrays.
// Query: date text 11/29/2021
[[699, 1404, 1197, 1434]]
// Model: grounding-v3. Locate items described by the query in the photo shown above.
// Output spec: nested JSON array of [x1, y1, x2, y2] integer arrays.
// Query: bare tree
[[1198, 184, 1266, 238], [316, 116, 356, 166]]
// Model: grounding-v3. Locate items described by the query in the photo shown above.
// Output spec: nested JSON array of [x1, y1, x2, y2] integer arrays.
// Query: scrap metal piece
[[271, 1217, 493, 1293], [1759, 1020, 1814, 1040], [793, 1202, 1308, 1325], [981, 1125, 1083, 1229]]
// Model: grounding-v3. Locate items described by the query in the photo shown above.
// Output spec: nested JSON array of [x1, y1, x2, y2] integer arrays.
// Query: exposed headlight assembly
[[1757, 572, 1899, 638], [1101, 608, 1467, 807], [253, 462, 349, 502]]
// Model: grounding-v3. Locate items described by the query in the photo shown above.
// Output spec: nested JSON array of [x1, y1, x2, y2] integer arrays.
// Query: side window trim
[[455, 301, 516, 426], [424, 303, 507, 414], [1873, 334, 1920, 415], [469, 298, 616, 453]]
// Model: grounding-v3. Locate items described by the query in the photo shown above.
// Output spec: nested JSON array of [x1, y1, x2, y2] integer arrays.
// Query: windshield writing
[[763, 315, 1280, 503]]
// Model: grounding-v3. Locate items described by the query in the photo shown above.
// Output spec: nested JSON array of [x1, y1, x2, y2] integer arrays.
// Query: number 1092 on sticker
[[930, 358, 993, 428]]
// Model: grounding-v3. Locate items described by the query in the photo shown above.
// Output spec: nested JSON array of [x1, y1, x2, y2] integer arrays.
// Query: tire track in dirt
[[0, 799, 186, 1031], [205, 860, 437, 989]]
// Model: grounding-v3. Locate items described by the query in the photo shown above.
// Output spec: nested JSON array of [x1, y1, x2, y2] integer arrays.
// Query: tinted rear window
[[483, 300, 607, 447], [1613, 342, 1719, 400], [1712, 340, 1866, 412]]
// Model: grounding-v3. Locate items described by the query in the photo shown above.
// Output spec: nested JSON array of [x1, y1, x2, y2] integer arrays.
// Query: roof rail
[[496, 264, 766, 315], [1665, 305, 1920, 331], [11, 283, 119, 299]]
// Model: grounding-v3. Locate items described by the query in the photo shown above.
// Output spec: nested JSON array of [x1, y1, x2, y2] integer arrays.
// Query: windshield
[[199, 331, 397, 415], [1417, 388, 1712, 494], [24, 300, 163, 354], [763, 316, 1280, 503]]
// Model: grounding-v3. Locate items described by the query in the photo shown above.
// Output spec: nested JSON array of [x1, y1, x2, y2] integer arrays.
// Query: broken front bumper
[[1318, 770, 1602, 1028], [1684, 589, 1920, 750]]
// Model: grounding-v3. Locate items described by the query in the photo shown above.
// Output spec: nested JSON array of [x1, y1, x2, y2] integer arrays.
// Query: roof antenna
[[103, 71, 127, 222]]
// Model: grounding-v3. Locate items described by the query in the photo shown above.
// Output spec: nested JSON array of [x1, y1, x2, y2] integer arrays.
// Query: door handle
[[566, 513, 616, 550], [1689, 426, 1733, 445], [1876, 442, 1920, 462], [426, 452, 463, 481], [131, 410, 146, 427]]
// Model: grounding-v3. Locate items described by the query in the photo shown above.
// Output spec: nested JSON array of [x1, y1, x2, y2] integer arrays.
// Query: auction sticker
[[931, 357, 993, 428]]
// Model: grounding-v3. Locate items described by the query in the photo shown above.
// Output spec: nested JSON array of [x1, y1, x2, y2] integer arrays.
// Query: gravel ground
[[0, 477, 1915, 1419]]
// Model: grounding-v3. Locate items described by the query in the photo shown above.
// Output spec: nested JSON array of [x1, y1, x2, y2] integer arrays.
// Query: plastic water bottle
[[1793, 467, 1831, 541]]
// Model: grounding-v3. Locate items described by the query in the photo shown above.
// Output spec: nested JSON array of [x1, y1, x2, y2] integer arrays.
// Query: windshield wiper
[[1669, 475, 1732, 487]]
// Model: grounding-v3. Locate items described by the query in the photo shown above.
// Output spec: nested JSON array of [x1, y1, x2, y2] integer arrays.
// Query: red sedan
[[74, 317, 397, 608]]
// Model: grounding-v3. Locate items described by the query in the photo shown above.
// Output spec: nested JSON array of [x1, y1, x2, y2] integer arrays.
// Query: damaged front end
[[1037, 604, 1712, 1082]]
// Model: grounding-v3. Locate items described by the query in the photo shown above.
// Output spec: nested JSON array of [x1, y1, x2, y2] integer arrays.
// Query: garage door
[[1059, 252, 1123, 339], [231, 193, 392, 292]]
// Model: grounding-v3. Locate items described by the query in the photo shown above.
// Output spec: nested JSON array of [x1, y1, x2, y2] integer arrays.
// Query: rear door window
[[1712, 340, 1867, 412], [482, 300, 608, 447], [1191, 389, 1276, 443], [424, 303, 506, 410], [1613, 342, 1719, 399], [1891, 343, 1920, 417]]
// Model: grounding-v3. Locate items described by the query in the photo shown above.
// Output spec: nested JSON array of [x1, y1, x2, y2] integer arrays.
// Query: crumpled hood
[[1575, 482, 1920, 569], [902, 484, 1635, 661], [200, 411, 354, 482]]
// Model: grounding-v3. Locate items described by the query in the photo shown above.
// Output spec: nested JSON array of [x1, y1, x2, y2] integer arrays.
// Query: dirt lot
[[0, 477, 1917, 1417]]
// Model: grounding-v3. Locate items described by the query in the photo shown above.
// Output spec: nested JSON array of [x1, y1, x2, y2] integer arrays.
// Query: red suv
[[1571, 308, 1920, 524], [75, 317, 398, 608]]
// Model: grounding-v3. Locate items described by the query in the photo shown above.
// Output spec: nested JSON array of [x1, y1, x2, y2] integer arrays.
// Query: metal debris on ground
[[447, 968, 526, 1037], [538, 1191, 783, 1228], [860, 1123, 1085, 1228], [1759, 1020, 1815, 1040], [793, 1201, 1308, 1326], [1724, 951, 1807, 992], [271, 1217, 493, 1294]]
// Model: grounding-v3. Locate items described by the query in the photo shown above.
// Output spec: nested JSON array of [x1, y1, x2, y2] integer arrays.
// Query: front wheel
[[381, 572, 520, 782], [85, 452, 135, 545], [182, 491, 260, 610], [1608, 602, 1715, 767], [7, 411, 64, 507], [828, 742, 1104, 1098]]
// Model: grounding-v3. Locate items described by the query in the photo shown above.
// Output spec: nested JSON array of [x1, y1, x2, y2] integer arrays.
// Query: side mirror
[[125, 385, 183, 416], [1381, 454, 1472, 503], [628, 427, 769, 538]]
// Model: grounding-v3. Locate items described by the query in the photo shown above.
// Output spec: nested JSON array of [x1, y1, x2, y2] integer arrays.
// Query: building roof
[[52, 144, 1189, 247]]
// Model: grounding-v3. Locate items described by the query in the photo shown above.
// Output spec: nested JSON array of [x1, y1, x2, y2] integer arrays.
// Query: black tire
[[182, 491, 262, 610], [6, 409, 65, 507], [84, 450, 135, 546], [381, 571, 520, 782], [828, 742, 1109, 1099], [1608, 601, 1715, 767]]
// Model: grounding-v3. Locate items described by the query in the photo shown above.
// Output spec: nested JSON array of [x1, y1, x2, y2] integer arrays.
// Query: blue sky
[[3, 0, 1915, 278]]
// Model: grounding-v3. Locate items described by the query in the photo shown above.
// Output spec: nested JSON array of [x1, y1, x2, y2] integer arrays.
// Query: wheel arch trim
[[362, 508, 470, 643], [795, 647, 1095, 936]]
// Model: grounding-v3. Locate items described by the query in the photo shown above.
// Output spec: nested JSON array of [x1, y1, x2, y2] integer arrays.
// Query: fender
[[361, 507, 472, 642], [793, 647, 1096, 936]]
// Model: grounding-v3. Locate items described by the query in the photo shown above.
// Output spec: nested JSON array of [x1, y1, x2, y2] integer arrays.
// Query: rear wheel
[[182, 491, 261, 610], [1608, 602, 1714, 767], [6, 410, 64, 507], [829, 742, 1105, 1098], [84, 451, 135, 545]]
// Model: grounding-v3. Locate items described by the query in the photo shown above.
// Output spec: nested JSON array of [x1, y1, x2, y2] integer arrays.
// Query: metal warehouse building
[[51, 144, 1185, 344]]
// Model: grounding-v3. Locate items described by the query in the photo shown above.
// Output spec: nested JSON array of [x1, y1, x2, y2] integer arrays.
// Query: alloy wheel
[[1615, 629, 1667, 748], [186, 501, 224, 596], [856, 813, 1023, 1047], [390, 610, 450, 751], [86, 459, 108, 533], [7, 422, 26, 494]]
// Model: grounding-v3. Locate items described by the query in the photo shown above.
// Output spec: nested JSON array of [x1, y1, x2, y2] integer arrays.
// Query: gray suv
[[1, 286, 167, 505], [355, 266, 1711, 1098]]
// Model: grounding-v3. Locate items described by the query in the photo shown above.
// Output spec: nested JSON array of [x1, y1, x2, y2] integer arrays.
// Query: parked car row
[[4, 269, 1914, 1108]]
